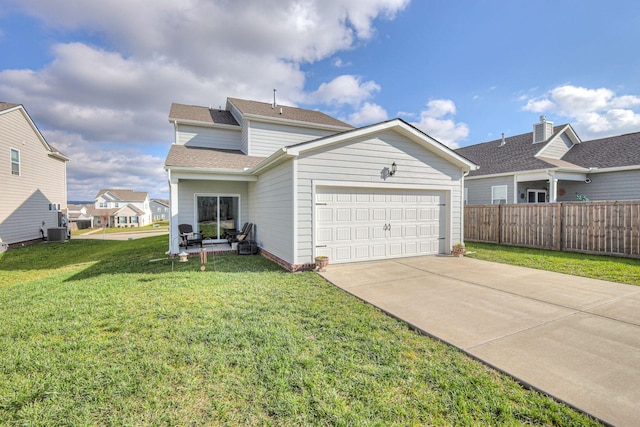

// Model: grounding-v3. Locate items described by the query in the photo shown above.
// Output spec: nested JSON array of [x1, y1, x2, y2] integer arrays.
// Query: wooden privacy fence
[[464, 201, 640, 258]]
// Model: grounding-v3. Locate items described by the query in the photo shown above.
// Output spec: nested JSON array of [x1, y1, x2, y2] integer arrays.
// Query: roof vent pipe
[[273, 88, 277, 109], [279, 107, 283, 115], [500, 132, 506, 146]]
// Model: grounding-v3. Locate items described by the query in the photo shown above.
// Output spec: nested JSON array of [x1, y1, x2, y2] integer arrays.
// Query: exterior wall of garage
[[248, 160, 295, 264], [295, 129, 465, 265]]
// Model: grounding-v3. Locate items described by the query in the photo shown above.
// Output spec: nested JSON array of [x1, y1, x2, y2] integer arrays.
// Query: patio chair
[[223, 222, 250, 241], [227, 223, 253, 244], [178, 223, 203, 248]]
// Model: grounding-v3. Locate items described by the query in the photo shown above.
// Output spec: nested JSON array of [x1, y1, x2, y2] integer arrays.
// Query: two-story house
[[92, 189, 152, 228], [165, 97, 477, 271], [0, 102, 69, 246], [150, 199, 170, 221]]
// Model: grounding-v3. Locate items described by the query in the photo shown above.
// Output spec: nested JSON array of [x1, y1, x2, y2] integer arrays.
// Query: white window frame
[[527, 189, 547, 204], [491, 185, 507, 204], [10, 148, 20, 176]]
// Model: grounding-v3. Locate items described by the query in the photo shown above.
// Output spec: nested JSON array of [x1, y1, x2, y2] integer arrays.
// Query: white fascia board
[[288, 119, 478, 171], [590, 164, 640, 173], [249, 147, 294, 175], [8, 105, 59, 154], [241, 113, 352, 132], [169, 118, 241, 131], [166, 167, 258, 182]]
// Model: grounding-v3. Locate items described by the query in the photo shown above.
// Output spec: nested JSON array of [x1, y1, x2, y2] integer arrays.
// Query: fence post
[[556, 202, 563, 251], [497, 204, 502, 245]]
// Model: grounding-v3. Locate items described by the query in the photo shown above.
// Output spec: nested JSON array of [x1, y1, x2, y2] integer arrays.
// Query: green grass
[[465, 242, 640, 286], [0, 237, 600, 426]]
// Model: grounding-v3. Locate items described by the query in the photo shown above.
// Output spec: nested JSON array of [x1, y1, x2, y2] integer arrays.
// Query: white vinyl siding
[[176, 124, 241, 150], [0, 108, 67, 244], [248, 121, 336, 157], [248, 160, 294, 263], [296, 130, 463, 264]]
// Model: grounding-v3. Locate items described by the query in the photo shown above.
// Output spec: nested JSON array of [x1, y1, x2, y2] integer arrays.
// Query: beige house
[[0, 103, 69, 246]]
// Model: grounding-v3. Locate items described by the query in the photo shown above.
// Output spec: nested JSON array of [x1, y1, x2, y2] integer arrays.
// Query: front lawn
[[465, 242, 640, 286], [0, 237, 599, 425]]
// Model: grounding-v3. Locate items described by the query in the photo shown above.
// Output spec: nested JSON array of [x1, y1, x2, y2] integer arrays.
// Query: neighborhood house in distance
[[165, 97, 478, 271], [457, 116, 640, 205], [0, 102, 69, 247], [67, 190, 165, 230]]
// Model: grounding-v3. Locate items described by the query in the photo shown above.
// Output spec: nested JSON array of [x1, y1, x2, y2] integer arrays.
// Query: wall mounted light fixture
[[389, 162, 397, 176]]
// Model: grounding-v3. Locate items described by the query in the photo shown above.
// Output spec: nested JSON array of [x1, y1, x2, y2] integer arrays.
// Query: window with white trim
[[491, 185, 507, 204], [527, 189, 547, 203], [10, 148, 20, 176]]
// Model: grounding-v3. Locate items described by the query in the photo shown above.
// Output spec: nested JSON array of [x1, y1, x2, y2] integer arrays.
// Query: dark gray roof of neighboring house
[[0, 102, 20, 112], [561, 131, 640, 169], [95, 189, 148, 202], [151, 199, 169, 207], [169, 103, 240, 126], [227, 97, 353, 129], [455, 125, 583, 177], [165, 145, 266, 170]]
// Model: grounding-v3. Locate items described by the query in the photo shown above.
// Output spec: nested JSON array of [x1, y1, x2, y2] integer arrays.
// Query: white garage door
[[315, 187, 446, 263]]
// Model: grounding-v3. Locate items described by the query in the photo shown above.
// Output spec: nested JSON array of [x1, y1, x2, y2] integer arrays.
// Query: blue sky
[[1, 0, 639, 200]]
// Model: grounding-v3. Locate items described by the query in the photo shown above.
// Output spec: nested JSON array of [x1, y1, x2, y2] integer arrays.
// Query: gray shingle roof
[[227, 97, 353, 129], [562, 131, 640, 168], [95, 189, 148, 202], [165, 145, 266, 170], [457, 126, 640, 177], [169, 103, 240, 126], [0, 102, 20, 112]]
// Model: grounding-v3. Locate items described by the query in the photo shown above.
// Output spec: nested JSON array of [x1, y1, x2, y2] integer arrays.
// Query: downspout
[[461, 170, 469, 246]]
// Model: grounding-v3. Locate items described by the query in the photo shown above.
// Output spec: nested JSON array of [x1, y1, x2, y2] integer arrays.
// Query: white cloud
[[348, 102, 388, 125], [522, 84, 640, 138], [309, 74, 380, 106], [0, 0, 409, 198], [411, 99, 469, 148]]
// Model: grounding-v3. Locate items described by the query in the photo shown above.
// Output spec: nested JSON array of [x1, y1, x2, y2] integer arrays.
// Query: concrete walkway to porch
[[319, 255, 640, 426]]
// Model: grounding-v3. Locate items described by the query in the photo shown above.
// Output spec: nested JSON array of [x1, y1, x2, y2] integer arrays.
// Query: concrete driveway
[[320, 255, 640, 426]]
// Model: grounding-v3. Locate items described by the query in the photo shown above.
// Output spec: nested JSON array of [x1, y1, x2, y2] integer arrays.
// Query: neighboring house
[[456, 116, 640, 205], [91, 189, 152, 227], [66, 203, 93, 230], [150, 199, 170, 221], [0, 102, 69, 245], [165, 97, 477, 271]]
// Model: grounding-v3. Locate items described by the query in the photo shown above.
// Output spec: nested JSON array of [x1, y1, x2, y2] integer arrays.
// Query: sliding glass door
[[196, 195, 239, 239]]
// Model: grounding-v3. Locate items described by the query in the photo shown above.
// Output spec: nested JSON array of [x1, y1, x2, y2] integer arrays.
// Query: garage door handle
[[316, 245, 327, 248]]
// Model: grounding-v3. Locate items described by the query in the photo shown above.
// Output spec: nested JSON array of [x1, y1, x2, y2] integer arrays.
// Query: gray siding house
[[0, 103, 69, 246], [456, 116, 640, 205], [165, 97, 477, 271]]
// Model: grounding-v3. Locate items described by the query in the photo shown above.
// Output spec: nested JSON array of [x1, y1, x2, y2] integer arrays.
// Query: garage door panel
[[355, 208, 369, 221], [317, 228, 332, 242], [336, 208, 351, 221], [336, 227, 351, 240], [355, 227, 369, 240], [316, 187, 446, 264]]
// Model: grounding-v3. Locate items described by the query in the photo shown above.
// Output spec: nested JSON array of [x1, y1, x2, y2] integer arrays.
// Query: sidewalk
[[320, 256, 640, 426]]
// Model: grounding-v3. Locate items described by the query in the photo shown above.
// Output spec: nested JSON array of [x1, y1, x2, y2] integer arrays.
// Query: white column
[[549, 177, 558, 202], [169, 174, 180, 254]]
